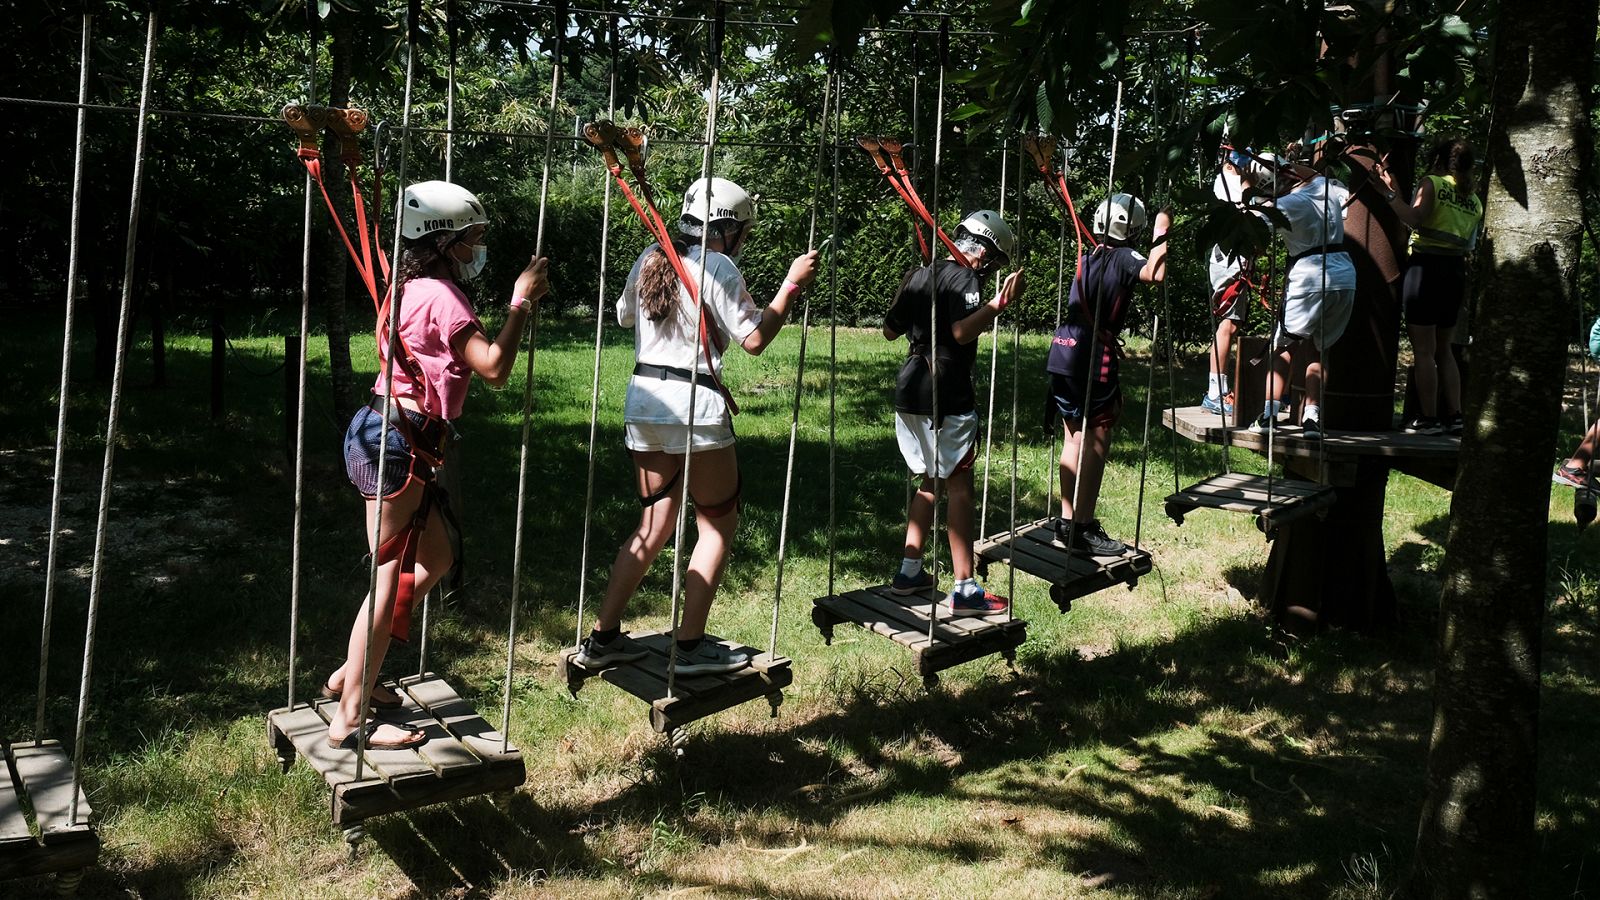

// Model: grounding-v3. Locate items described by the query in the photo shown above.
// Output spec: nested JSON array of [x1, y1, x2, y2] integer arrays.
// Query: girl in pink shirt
[[329, 181, 548, 751]]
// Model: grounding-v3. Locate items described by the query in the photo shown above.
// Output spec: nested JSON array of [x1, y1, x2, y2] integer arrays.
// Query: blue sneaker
[[942, 588, 1009, 617], [892, 568, 937, 595], [1201, 392, 1235, 416]]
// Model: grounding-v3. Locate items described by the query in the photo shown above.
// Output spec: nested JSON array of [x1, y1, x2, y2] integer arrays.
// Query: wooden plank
[[267, 705, 382, 794], [558, 636, 791, 734], [842, 587, 985, 643], [977, 520, 1151, 587], [1165, 473, 1335, 520], [332, 757, 525, 826], [0, 748, 33, 845], [630, 633, 754, 697], [815, 594, 935, 650], [400, 675, 520, 764], [1163, 405, 1462, 461], [10, 742, 93, 843], [858, 586, 1000, 638], [647, 654, 793, 734], [310, 700, 436, 783], [916, 621, 1028, 678]]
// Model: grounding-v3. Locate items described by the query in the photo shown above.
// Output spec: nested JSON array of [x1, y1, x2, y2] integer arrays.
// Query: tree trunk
[[321, 14, 358, 422], [1407, 0, 1595, 894]]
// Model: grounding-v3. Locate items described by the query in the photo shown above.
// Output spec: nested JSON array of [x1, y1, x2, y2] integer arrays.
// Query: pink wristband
[[510, 296, 531, 312], [781, 280, 801, 298]]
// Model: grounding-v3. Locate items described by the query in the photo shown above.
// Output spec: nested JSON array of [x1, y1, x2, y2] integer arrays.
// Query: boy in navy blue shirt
[[1047, 194, 1170, 556]]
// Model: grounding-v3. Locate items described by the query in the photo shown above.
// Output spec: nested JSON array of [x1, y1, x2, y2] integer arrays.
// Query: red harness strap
[[373, 477, 434, 643], [856, 136, 973, 268]]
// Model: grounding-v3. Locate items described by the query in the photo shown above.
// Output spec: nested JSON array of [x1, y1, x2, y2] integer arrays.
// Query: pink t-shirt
[[372, 277, 484, 420]]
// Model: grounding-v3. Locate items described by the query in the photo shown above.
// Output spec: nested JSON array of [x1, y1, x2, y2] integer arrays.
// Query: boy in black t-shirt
[[884, 210, 1024, 616], [1047, 194, 1169, 557]]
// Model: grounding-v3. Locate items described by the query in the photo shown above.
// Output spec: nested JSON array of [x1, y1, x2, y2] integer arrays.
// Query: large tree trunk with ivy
[[1406, 0, 1595, 893], [320, 14, 358, 421]]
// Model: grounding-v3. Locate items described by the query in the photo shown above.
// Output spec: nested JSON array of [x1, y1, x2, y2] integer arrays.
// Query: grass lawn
[[1, 308, 1595, 898]]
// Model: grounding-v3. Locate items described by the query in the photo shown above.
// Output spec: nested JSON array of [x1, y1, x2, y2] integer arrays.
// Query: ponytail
[[638, 240, 689, 322], [1427, 138, 1476, 203]]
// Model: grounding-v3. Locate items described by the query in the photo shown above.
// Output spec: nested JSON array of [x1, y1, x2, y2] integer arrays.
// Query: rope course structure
[[3, 12, 109, 891]]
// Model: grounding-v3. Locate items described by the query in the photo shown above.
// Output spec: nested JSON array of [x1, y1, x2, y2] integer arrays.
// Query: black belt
[[634, 362, 703, 383], [1287, 244, 1344, 267]]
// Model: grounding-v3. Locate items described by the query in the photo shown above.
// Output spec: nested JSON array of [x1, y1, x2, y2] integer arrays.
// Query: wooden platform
[[559, 632, 791, 734], [0, 739, 99, 881], [1164, 471, 1337, 538], [267, 673, 525, 828], [811, 584, 1027, 686], [974, 518, 1154, 612]]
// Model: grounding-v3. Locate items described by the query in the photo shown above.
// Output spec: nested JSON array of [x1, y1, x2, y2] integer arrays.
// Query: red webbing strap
[[882, 153, 971, 265], [860, 147, 933, 261], [374, 510, 423, 643], [603, 165, 741, 415]]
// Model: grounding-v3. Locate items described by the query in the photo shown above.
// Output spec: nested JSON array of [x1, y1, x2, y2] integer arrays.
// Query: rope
[[445, 0, 458, 183], [826, 61, 842, 600], [36, 11, 92, 743], [769, 56, 835, 655], [355, 0, 420, 783], [72, 8, 157, 824], [575, 9, 619, 649], [1007, 135, 1023, 620], [1046, 217, 1068, 520], [286, 4, 317, 713], [666, 3, 725, 700], [504, 0, 567, 751], [979, 150, 1008, 538], [925, 17, 948, 647]]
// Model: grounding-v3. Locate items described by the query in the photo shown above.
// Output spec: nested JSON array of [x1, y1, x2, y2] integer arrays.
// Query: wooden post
[[210, 303, 224, 420]]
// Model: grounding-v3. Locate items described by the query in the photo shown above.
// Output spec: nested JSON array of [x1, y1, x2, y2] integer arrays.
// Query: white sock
[[1303, 403, 1321, 423], [1206, 373, 1223, 398], [1263, 399, 1284, 419], [899, 556, 923, 578], [952, 578, 980, 598]]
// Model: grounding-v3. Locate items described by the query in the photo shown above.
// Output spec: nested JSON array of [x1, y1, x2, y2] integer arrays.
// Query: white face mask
[[457, 243, 487, 280]]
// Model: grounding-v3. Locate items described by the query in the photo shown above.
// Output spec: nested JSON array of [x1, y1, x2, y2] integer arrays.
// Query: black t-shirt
[[884, 259, 985, 416], [1046, 244, 1145, 381]]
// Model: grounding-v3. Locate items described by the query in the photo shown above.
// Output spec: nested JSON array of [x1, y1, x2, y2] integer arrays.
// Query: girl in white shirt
[[576, 177, 819, 675]]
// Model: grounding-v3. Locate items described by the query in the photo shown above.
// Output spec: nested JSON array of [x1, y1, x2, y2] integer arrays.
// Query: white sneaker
[[672, 640, 750, 675]]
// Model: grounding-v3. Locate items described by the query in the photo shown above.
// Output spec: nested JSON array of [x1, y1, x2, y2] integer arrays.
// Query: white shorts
[[1281, 288, 1355, 352], [624, 421, 735, 454], [895, 411, 978, 478]]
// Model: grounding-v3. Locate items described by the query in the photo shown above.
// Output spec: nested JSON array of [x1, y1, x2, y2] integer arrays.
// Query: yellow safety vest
[[1410, 174, 1483, 255]]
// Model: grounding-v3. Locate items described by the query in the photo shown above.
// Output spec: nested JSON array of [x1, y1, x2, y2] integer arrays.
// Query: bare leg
[[1409, 324, 1439, 419], [902, 476, 936, 562], [1060, 418, 1112, 523], [945, 468, 975, 581], [1304, 348, 1324, 411], [1567, 420, 1600, 468], [1211, 317, 1237, 392], [677, 446, 740, 641], [1264, 348, 1291, 408], [594, 451, 681, 632], [1436, 325, 1461, 418], [329, 482, 450, 744]]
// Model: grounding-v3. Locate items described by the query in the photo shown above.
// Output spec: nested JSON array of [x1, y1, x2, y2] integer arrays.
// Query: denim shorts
[[1050, 374, 1124, 429], [343, 405, 429, 499]]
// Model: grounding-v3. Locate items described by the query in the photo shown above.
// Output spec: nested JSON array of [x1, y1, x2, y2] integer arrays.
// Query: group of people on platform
[[326, 135, 1545, 753]]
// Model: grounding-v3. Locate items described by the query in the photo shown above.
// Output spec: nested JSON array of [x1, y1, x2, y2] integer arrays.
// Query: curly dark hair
[[1425, 138, 1476, 202], [394, 232, 461, 286]]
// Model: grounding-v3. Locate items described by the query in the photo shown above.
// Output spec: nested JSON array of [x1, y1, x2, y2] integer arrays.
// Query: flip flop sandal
[[321, 674, 404, 710], [326, 720, 427, 751]]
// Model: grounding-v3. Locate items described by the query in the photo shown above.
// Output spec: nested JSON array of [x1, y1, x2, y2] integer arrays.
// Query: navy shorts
[[343, 405, 429, 499], [1403, 252, 1467, 329], [1050, 374, 1123, 429]]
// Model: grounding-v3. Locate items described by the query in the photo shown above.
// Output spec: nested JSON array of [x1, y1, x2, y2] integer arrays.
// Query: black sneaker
[[891, 568, 937, 595], [1403, 416, 1444, 436], [1301, 417, 1323, 439], [1248, 412, 1280, 434], [1071, 519, 1127, 558], [1445, 413, 1464, 436]]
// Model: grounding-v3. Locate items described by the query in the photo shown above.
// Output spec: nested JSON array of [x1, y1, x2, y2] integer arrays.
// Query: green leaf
[[317, 0, 331, 18], [948, 102, 985, 122]]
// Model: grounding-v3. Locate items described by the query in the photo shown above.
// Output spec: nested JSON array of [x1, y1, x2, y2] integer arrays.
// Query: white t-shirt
[[616, 243, 764, 425], [1271, 176, 1357, 299]]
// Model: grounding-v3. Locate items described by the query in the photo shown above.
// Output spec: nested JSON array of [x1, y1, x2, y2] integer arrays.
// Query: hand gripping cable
[[583, 119, 740, 415]]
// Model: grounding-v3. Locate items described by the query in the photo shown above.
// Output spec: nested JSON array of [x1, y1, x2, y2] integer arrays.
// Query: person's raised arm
[[453, 255, 548, 387], [951, 270, 1025, 345], [1378, 166, 1435, 230], [1139, 210, 1171, 284], [740, 250, 820, 355]]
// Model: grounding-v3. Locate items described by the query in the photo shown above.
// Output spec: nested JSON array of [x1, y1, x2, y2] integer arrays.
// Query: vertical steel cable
[[72, 8, 157, 824], [666, 3, 724, 700], [37, 11, 93, 743], [979, 151, 1008, 537], [1046, 217, 1067, 521], [445, 0, 457, 182], [504, 0, 567, 750], [1134, 58, 1163, 552], [826, 60, 842, 600], [925, 17, 948, 646], [576, 8, 618, 648], [770, 56, 835, 654], [1007, 136, 1023, 620], [287, 5, 318, 712], [906, 33, 921, 520], [1265, 165, 1280, 508], [357, 0, 420, 782]]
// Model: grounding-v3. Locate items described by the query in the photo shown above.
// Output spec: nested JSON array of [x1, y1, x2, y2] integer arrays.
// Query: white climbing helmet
[[401, 180, 487, 239], [679, 177, 756, 237], [955, 209, 1017, 264], [1244, 152, 1293, 196], [1093, 193, 1148, 242]]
